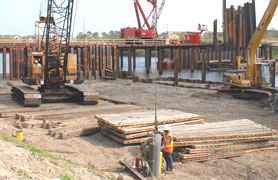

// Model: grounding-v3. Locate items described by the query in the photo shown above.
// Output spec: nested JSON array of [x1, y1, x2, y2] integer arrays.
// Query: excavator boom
[[247, 0, 278, 85]]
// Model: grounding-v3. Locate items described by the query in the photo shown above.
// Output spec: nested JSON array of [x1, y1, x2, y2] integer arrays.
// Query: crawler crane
[[11, 0, 99, 107]]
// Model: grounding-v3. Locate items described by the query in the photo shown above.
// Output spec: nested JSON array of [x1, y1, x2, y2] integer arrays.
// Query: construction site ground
[[0, 79, 278, 180]]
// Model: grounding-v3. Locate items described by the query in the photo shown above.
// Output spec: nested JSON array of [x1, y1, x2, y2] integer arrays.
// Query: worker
[[161, 124, 174, 171], [186, 35, 190, 43], [182, 36, 185, 45], [33, 59, 42, 69]]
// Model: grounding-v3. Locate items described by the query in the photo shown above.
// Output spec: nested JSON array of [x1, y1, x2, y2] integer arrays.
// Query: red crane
[[121, 0, 165, 39]]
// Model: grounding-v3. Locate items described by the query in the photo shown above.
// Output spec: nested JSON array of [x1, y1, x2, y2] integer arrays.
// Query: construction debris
[[171, 119, 278, 163], [96, 109, 204, 145]]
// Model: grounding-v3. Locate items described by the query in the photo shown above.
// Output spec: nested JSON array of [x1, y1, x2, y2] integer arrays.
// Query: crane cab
[[256, 63, 271, 88], [22, 52, 45, 86], [22, 52, 78, 86], [223, 61, 272, 88]]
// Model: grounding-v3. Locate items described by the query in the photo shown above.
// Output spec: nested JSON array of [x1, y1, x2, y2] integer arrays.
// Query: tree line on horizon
[[1, 29, 278, 41], [75, 29, 278, 42]]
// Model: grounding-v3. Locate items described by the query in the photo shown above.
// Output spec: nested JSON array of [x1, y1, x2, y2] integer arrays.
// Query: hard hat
[[163, 124, 170, 131], [35, 60, 38, 63]]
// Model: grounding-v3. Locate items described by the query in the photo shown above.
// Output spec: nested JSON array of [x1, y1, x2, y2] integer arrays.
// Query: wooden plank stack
[[96, 109, 204, 145], [1, 97, 144, 139], [170, 119, 278, 163]]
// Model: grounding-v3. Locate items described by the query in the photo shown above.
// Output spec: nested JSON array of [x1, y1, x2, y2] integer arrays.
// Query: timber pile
[[96, 109, 204, 145], [170, 119, 278, 163]]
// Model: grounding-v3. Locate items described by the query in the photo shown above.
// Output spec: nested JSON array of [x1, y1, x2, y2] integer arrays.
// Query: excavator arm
[[247, 0, 278, 85]]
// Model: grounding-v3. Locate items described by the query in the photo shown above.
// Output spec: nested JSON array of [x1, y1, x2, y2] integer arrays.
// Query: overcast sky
[[0, 0, 277, 36]]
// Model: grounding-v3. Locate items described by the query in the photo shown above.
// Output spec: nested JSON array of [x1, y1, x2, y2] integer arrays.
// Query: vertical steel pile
[[223, 0, 256, 51]]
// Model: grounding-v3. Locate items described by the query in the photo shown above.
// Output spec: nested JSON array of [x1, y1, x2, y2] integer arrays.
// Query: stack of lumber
[[0, 95, 144, 139], [170, 119, 278, 163], [18, 103, 143, 139], [96, 109, 204, 145]]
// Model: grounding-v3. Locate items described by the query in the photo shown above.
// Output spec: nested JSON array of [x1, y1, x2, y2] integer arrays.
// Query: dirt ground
[[0, 79, 278, 180]]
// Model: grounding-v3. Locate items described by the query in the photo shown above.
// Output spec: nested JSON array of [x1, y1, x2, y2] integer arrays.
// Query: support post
[[77, 48, 81, 77], [116, 47, 120, 73], [146, 48, 150, 74], [3, 48, 6, 79], [83, 48, 88, 79], [170, 49, 174, 60], [95, 45, 99, 78], [20, 48, 24, 78], [128, 49, 132, 74], [190, 48, 195, 73], [158, 49, 163, 75], [202, 59, 206, 83], [178, 48, 182, 72], [213, 19, 218, 47], [120, 50, 123, 69], [89, 46, 93, 79], [108, 46, 112, 69], [133, 49, 136, 70], [9, 48, 13, 80], [174, 57, 179, 86]]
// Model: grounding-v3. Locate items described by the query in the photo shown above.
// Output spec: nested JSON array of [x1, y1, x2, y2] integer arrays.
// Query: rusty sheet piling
[[223, 0, 256, 50], [0, 40, 272, 81], [3, 48, 6, 79]]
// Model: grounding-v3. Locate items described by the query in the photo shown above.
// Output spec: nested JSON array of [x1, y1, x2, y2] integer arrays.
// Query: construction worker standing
[[161, 124, 174, 171]]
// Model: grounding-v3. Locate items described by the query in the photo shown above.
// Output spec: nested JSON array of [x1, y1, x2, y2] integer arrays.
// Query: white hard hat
[[35, 60, 38, 63], [163, 124, 170, 131]]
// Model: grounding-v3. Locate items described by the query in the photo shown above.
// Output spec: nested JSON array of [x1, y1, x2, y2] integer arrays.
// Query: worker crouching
[[161, 124, 174, 171]]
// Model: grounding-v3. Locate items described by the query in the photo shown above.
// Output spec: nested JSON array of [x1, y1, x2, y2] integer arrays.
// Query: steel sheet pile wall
[[0, 45, 118, 80], [222, 0, 256, 51]]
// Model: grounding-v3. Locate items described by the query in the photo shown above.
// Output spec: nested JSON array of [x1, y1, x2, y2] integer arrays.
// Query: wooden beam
[[119, 159, 147, 180]]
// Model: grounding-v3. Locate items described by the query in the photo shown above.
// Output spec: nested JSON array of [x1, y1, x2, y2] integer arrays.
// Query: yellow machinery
[[12, 0, 99, 107], [222, 0, 278, 105], [224, 0, 278, 89]]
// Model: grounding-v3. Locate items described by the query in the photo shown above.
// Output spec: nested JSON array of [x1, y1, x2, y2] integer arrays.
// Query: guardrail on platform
[[0, 38, 167, 46]]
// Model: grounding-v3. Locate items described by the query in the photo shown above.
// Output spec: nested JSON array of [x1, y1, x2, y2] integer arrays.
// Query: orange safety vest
[[162, 133, 173, 153]]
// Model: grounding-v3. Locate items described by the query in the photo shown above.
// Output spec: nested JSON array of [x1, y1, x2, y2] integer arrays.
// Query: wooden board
[[185, 142, 277, 154], [174, 136, 278, 147], [180, 147, 278, 163], [167, 119, 278, 141], [96, 109, 201, 129], [101, 129, 151, 145], [17, 104, 140, 121], [119, 159, 147, 180], [117, 119, 204, 135], [99, 119, 204, 135]]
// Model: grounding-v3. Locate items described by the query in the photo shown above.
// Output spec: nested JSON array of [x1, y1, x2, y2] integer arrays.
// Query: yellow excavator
[[223, 0, 278, 111]]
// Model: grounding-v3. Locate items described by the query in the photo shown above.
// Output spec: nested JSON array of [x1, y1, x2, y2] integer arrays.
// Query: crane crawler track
[[66, 84, 99, 105], [11, 86, 41, 107]]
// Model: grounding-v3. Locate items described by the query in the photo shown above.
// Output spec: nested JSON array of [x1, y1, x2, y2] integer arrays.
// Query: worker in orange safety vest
[[186, 35, 190, 43], [161, 124, 174, 171]]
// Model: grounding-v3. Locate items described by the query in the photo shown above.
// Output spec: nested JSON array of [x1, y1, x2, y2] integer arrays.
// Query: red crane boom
[[121, 0, 165, 39]]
